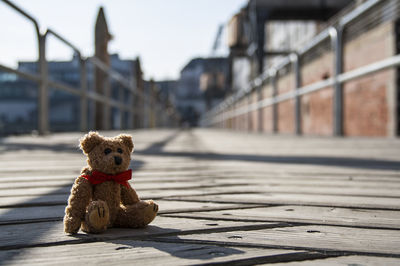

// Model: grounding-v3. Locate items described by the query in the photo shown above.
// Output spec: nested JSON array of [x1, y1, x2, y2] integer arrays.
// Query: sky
[[0, 0, 247, 80]]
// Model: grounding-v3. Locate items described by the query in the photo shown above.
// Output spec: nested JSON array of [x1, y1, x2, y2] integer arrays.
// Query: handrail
[[88, 57, 132, 89], [0, 0, 179, 135], [45, 29, 82, 57], [201, 0, 384, 135], [209, 0, 382, 116], [2, 0, 40, 36], [0, 63, 41, 82], [207, 54, 400, 124]]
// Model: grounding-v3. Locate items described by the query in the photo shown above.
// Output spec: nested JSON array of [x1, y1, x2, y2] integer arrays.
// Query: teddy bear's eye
[[117, 148, 123, 153], [104, 148, 112, 155]]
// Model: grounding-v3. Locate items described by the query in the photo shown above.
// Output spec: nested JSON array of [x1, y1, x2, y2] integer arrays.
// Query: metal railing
[[201, 0, 395, 136], [0, 0, 178, 135]]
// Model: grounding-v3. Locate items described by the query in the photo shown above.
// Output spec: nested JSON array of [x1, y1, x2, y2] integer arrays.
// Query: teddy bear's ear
[[117, 134, 134, 153], [79, 131, 103, 154]]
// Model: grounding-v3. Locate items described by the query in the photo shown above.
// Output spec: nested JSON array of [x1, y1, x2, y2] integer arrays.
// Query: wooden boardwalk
[[0, 129, 400, 265]]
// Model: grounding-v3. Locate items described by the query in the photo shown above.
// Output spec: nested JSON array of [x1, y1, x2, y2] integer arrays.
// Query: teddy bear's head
[[79, 132, 134, 175]]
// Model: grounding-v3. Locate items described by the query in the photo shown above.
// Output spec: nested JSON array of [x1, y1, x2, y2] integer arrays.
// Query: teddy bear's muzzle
[[114, 156, 122, 165]]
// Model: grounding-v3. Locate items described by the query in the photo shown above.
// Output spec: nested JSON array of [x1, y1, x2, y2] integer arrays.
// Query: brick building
[[213, 0, 400, 137]]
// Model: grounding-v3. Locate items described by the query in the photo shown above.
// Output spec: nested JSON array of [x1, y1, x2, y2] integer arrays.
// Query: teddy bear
[[63, 131, 158, 234]]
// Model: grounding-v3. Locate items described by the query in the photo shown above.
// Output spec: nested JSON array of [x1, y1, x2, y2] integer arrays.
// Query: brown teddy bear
[[64, 131, 158, 234]]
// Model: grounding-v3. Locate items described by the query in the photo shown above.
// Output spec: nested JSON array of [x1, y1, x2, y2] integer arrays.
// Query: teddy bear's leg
[[114, 200, 158, 228], [81, 200, 110, 233]]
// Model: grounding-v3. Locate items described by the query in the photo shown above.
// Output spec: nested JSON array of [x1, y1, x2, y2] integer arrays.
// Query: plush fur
[[64, 132, 158, 234]]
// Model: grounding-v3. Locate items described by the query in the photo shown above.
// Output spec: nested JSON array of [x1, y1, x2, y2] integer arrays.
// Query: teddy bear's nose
[[114, 156, 122, 165]]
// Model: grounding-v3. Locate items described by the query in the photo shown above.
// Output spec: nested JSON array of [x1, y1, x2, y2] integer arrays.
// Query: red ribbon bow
[[81, 169, 132, 187]]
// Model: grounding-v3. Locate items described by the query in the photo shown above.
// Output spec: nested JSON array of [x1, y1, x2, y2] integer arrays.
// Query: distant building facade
[[175, 57, 229, 126], [0, 54, 139, 135]]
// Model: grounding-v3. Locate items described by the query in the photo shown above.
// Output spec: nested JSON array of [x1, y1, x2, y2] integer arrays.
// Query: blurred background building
[[0, 53, 141, 134], [172, 57, 229, 126], [213, 0, 400, 137], [0, 5, 178, 135]]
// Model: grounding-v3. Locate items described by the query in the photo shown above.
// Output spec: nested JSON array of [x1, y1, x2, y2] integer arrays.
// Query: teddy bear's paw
[[84, 201, 110, 233], [141, 200, 158, 226], [63, 215, 81, 234]]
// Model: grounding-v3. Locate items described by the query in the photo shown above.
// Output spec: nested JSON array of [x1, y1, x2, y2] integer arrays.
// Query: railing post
[[247, 93, 252, 131], [330, 27, 344, 136], [118, 84, 124, 129], [291, 53, 302, 135], [149, 80, 155, 128], [145, 96, 148, 128], [80, 58, 88, 132], [104, 73, 111, 130], [130, 93, 135, 129], [230, 102, 236, 130], [257, 83, 263, 133], [38, 34, 49, 135], [272, 70, 278, 133], [128, 79, 134, 129]]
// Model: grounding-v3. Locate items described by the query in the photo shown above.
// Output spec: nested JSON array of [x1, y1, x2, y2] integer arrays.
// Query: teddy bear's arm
[[64, 177, 92, 234], [120, 183, 140, 205]]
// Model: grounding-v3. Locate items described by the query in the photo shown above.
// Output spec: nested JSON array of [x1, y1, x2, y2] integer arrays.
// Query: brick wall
[[300, 51, 335, 135], [261, 84, 273, 133], [343, 73, 390, 136], [301, 88, 334, 135], [276, 73, 295, 133], [343, 22, 395, 136], [258, 21, 394, 136], [217, 20, 397, 136], [250, 91, 258, 132]]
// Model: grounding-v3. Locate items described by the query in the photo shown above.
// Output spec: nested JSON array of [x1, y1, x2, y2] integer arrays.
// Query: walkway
[[0, 129, 400, 265]]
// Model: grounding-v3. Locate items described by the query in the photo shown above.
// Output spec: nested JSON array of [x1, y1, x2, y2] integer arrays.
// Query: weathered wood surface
[[0, 129, 399, 265]]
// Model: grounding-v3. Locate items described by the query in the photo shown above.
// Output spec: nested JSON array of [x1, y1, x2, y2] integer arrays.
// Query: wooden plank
[[0, 205, 64, 224], [139, 189, 237, 200], [133, 170, 400, 186], [0, 194, 68, 208], [165, 205, 400, 229], [0, 187, 70, 198], [264, 255, 400, 265], [0, 217, 279, 250], [0, 165, 223, 176], [0, 174, 214, 184], [0, 188, 245, 206], [0, 169, 80, 177], [126, 172, 400, 190], [209, 173, 400, 183], [155, 224, 400, 256], [211, 177, 400, 188], [168, 193, 400, 210], [0, 239, 325, 266], [131, 162, 400, 174], [0, 180, 247, 192], [2, 177, 399, 200], [133, 164, 400, 179], [207, 184, 400, 198], [129, 167, 400, 179], [0, 181, 74, 189], [0, 175, 76, 183], [0, 160, 84, 168], [0, 200, 256, 224], [132, 163, 400, 176]]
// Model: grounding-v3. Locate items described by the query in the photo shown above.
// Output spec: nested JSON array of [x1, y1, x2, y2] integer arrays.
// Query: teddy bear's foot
[[141, 200, 158, 226], [63, 214, 82, 234], [81, 200, 110, 234], [114, 200, 158, 228]]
